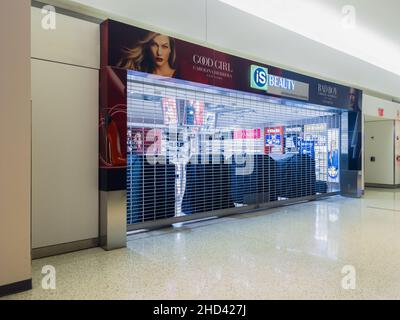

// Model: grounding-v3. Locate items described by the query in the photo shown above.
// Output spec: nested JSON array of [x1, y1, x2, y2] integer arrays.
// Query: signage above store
[[251, 65, 294, 91], [250, 65, 309, 101], [101, 19, 361, 111], [251, 66, 269, 91]]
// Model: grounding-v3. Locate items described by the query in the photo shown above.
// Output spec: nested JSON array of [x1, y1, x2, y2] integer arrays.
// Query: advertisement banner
[[101, 19, 362, 111], [99, 67, 127, 191]]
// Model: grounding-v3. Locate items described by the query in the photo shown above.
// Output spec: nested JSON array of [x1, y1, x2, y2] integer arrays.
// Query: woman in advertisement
[[119, 32, 177, 78]]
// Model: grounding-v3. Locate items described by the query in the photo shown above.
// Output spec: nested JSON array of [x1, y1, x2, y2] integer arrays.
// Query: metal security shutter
[[127, 71, 342, 228]]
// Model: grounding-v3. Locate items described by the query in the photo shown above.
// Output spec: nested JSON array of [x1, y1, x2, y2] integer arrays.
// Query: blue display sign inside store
[[298, 141, 315, 158]]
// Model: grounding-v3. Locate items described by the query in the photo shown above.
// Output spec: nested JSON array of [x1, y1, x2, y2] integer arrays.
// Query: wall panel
[[31, 59, 99, 249], [365, 121, 394, 185], [31, 6, 100, 69]]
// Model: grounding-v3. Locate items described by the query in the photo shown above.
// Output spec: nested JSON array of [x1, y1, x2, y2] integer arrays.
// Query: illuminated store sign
[[250, 65, 310, 101], [101, 20, 361, 110], [251, 65, 295, 91]]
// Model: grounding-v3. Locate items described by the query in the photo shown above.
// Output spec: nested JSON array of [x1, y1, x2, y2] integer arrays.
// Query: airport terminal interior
[[1, 0, 400, 301]]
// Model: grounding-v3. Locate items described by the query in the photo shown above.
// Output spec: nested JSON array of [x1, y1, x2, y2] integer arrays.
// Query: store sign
[[265, 127, 284, 154], [250, 65, 309, 101], [100, 20, 360, 107], [285, 127, 303, 133], [193, 54, 233, 72], [299, 141, 315, 158], [234, 128, 261, 140], [251, 66, 269, 90], [318, 84, 338, 99], [251, 65, 294, 91]]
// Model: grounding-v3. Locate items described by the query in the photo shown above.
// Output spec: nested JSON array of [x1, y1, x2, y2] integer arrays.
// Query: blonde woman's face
[[134, 132, 142, 145], [150, 35, 172, 68]]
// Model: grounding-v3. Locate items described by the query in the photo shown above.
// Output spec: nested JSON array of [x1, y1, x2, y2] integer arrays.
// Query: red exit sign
[[378, 108, 385, 117]]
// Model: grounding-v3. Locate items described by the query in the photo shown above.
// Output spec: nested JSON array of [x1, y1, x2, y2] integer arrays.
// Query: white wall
[[363, 94, 400, 120], [0, 0, 31, 287], [31, 6, 99, 68], [363, 94, 400, 187], [365, 121, 394, 185], [31, 60, 99, 248], [31, 7, 100, 249], [206, 0, 400, 101]]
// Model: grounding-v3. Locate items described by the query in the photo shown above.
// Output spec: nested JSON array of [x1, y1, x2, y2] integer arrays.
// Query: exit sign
[[378, 108, 384, 117]]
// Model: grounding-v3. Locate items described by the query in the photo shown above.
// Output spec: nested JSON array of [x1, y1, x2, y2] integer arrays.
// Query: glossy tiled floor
[[3, 188, 400, 300]]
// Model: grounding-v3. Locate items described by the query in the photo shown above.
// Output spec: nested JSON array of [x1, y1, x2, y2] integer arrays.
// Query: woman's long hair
[[118, 32, 177, 73]]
